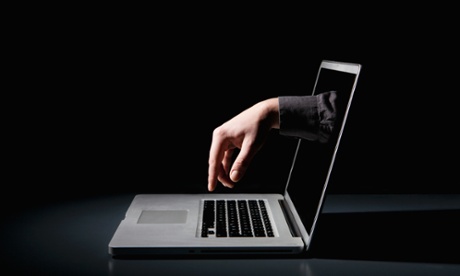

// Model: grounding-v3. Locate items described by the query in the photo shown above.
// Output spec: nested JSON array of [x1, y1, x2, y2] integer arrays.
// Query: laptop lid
[[282, 60, 361, 251]]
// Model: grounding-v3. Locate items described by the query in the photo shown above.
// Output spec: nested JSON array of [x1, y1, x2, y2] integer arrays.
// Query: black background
[[3, 8, 460, 276], [8, 11, 459, 211]]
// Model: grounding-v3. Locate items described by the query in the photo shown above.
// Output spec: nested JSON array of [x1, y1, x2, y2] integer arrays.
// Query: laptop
[[108, 60, 362, 256]]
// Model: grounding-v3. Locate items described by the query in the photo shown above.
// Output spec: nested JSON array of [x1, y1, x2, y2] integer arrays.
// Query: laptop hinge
[[278, 199, 301, 238]]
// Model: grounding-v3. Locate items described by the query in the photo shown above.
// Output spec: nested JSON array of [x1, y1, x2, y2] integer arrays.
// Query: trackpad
[[137, 210, 188, 224]]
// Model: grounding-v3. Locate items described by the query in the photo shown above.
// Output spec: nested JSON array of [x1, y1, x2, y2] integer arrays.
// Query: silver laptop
[[108, 60, 361, 256]]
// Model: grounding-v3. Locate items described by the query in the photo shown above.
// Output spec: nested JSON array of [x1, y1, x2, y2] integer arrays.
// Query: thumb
[[230, 146, 255, 183], [230, 168, 244, 183]]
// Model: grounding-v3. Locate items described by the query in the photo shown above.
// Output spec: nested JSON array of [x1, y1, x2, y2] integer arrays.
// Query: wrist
[[259, 98, 280, 129]]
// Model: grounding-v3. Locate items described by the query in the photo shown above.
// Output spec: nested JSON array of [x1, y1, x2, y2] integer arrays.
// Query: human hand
[[207, 98, 280, 192]]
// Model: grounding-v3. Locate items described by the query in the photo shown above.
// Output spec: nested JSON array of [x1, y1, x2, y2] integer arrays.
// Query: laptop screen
[[284, 60, 361, 248]]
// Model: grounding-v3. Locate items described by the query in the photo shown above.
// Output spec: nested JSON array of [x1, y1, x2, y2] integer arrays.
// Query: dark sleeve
[[278, 91, 337, 143]]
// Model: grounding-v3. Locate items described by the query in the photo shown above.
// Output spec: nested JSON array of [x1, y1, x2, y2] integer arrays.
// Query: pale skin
[[208, 98, 280, 192]]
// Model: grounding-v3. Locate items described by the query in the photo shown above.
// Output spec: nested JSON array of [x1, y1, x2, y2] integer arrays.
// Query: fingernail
[[230, 170, 241, 182]]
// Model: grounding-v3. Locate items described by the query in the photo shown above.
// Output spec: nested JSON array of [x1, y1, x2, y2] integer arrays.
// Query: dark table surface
[[2, 193, 460, 275]]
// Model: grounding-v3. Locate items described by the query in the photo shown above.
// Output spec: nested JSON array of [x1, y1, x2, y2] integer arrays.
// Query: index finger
[[207, 133, 227, 192]]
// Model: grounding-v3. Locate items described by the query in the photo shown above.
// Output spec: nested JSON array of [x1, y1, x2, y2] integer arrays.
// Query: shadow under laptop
[[109, 211, 460, 276], [309, 208, 460, 264], [110, 209, 460, 264], [108, 195, 460, 275]]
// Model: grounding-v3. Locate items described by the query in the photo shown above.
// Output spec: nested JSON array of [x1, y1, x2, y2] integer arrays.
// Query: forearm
[[278, 91, 337, 142]]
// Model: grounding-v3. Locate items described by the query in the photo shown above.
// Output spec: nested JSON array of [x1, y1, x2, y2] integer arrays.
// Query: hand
[[207, 98, 280, 192]]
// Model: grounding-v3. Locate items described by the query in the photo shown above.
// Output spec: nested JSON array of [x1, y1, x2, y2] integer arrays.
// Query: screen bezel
[[283, 60, 361, 251]]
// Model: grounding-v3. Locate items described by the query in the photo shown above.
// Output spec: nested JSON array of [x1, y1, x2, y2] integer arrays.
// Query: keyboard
[[201, 199, 275, 238]]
